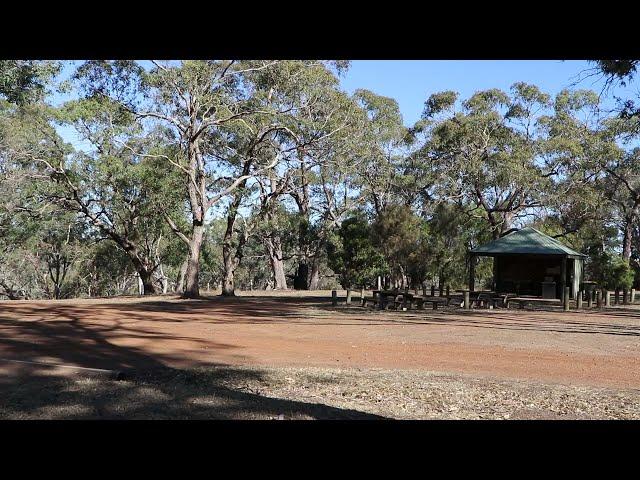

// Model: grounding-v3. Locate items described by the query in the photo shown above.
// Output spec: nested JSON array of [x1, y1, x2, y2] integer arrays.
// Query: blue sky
[[54, 60, 640, 147], [339, 60, 638, 126]]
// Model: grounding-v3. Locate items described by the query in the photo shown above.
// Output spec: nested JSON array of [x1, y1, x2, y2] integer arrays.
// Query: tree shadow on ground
[[0, 365, 387, 420], [0, 309, 386, 420]]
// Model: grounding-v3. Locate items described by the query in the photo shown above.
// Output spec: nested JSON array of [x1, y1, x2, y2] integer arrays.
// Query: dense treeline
[[1, 60, 639, 300]]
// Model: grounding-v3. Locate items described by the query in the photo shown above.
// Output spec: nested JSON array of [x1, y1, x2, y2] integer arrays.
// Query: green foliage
[[592, 252, 635, 290], [372, 205, 422, 280], [0, 60, 60, 105], [327, 216, 386, 288]]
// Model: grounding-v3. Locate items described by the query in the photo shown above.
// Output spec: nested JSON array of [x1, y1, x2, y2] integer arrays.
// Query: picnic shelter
[[469, 227, 587, 299]]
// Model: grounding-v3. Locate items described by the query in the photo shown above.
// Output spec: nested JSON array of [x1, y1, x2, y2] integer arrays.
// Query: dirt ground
[[1, 290, 639, 419]]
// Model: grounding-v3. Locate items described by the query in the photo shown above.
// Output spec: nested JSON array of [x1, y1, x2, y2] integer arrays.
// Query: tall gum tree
[[44, 97, 184, 295], [415, 84, 552, 239]]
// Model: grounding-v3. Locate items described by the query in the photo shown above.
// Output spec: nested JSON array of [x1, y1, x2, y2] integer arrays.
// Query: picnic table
[[370, 290, 451, 310], [454, 290, 513, 309], [371, 290, 413, 310]]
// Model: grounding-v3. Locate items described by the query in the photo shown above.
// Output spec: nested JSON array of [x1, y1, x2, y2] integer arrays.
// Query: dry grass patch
[[2, 365, 639, 420]]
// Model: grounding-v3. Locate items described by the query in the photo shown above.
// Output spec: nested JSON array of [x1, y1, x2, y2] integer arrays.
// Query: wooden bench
[[505, 297, 562, 309]]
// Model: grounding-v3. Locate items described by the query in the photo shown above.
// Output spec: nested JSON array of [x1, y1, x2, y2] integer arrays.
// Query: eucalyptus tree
[[216, 61, 360, 292], [209, 61, 352, 293], [285, 87, 367, 289], [415, 84, 552, 239], [40, 95, 186, 295], [535, 89, 615, 244], [0, 60, 60, 105], [352, 89, 409, 218], [0, 69, 68, 298]]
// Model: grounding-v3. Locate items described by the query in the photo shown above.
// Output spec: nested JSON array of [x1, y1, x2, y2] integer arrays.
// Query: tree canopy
[[3, 61, 640, 300]]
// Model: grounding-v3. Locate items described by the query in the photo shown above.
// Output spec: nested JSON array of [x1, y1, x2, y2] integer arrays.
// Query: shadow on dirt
[[0, 364, 387, 420], [0, 303, 386, 419]]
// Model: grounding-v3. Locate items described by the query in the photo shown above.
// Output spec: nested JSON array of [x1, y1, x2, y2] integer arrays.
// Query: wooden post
[[463, 291, 470, 310], [632, 288, 636, 305], [422, 284, 427, 296], [615, 288, 620, 305], [378, 293, 384, 310], [432, 301, 438, 310], [564, 287, 570, 311], [587, 290, 593, 308], [360, 287, 365, 306], [623, 287, 628, 305], [560, 256, 567, 301], [414, 287, 419, 296], [605, 289, 611, 307], [577, 290, 583, 309], [346, 289, 352, 305], [446, 286, 450, 298], [596, 289, 602, 308], [469, 254, 476, 292], [331, 290, 337, 306], [431, 285, 435, 297]]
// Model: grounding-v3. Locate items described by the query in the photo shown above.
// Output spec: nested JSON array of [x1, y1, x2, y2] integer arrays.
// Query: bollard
[[596, 289, 602, 308], [346, 289, 352, 305], [632, 288, 636, 305], [577, 290, 583, 309], [331, 290, 337, 306], [588, 290, 593, 308], [432, 301, 438, 310], [563, 287, 570, 311], [431, 285, 435, 297], [463, 291, 470, 310], [605, 290, 611, 307]]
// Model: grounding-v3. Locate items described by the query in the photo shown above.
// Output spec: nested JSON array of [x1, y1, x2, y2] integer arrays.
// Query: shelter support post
[[560, 256, 567, 301], [469, 254, 475, 293]]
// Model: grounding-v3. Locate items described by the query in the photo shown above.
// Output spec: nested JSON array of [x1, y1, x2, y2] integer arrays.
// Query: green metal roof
[[470, 227, 587, 257]]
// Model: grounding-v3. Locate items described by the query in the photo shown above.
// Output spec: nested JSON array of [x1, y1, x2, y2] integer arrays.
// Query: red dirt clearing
[[1, 293, 639, 389]]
